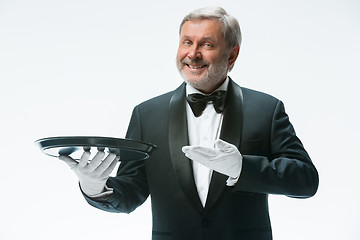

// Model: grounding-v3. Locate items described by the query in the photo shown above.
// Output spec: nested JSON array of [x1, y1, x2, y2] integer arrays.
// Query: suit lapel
[[168, 83, 204, 213], [205, 78, 244, 211]]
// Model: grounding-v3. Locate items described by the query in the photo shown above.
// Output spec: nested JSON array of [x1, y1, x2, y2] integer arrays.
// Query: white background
[[1, 0, 359, 239]]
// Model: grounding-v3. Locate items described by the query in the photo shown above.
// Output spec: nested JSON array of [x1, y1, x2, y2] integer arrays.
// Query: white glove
[[182, 139, 242, 179], [59, 150, 119, 197]]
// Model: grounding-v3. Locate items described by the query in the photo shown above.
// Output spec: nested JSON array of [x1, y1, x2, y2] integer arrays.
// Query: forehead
[[180, 19, 224, 40]]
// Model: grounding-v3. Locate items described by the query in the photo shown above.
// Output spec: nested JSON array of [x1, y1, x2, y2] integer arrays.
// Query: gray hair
[[179, 6, 242, 50]]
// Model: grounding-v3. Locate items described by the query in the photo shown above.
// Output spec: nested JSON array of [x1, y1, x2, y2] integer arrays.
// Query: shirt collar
[[186, 76, 229, 96]]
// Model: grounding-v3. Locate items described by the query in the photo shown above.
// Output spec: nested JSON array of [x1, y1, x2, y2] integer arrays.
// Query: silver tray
[[35, 136, 156, 161]]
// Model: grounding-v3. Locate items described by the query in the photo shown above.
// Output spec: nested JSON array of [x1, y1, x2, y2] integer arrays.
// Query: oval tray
[[35, 136, 156, 161]]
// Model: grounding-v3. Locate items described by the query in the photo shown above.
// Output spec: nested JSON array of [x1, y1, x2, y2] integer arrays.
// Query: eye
[[204, 43, 213, 48], [183, 40, 192, 46]]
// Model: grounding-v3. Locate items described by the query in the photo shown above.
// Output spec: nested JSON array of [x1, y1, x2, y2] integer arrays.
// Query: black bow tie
[[186, 90, 227, 117]]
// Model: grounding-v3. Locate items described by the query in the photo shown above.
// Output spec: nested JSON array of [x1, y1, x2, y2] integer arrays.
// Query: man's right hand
[[59, 150, 119, 197]]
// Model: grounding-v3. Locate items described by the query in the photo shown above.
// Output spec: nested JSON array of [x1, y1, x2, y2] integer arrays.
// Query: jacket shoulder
[[137, 90, 174, 109], [239, 86, 280, 110], [136, 83, 185, 111], [240, 86, 279, 102]]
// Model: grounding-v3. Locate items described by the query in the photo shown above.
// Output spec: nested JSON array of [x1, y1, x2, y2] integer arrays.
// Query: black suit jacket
[[85, 79, 319, 240]]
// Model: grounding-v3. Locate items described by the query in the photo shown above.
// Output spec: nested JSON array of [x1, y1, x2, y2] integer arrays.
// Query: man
[[60, 7, 319, 240]]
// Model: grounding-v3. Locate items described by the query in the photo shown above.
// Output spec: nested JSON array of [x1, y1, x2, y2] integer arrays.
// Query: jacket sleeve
[[83, 106, 150, 213], [234, 100, 319, 198]]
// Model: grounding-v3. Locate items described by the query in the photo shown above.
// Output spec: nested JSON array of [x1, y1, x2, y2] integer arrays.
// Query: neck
[[186, 76, 229, 96], [196, 77, 227, 94]]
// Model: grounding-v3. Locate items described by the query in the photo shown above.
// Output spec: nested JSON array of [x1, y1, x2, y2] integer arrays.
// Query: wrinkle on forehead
[[180, 19, 225, 44]]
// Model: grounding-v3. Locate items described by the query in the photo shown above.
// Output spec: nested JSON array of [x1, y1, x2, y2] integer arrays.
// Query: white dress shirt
[[185, 77, 229, 207], [92, 77, 233, 201]]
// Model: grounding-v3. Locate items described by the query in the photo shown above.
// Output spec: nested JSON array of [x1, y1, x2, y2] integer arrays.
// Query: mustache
[[181, 59, 209, 65]]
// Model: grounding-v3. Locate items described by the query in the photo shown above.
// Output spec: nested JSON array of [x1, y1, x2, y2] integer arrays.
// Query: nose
[[187, 45, 202, 60]]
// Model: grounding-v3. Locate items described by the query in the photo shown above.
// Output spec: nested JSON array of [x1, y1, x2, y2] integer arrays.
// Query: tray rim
[[35, 136, 157, 160]]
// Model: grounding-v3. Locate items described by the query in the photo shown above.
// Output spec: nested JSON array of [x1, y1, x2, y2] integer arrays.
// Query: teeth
[[187, 64, 206, 69]]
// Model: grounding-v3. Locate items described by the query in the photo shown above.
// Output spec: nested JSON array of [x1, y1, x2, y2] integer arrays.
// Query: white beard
[[177, 53, 229, 93]]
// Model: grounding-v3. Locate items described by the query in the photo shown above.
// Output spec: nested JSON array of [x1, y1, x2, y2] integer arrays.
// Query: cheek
[[206, 52, 221, 63], [176, 48, 187, 61]]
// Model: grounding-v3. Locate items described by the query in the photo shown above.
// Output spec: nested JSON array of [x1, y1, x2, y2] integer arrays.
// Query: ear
[[227, 45, 240, 68]]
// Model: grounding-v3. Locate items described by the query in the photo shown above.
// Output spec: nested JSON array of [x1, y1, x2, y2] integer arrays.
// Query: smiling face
[[176, 19, 239, 93]]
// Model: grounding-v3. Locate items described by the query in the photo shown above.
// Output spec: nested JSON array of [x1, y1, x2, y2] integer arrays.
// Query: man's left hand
[[182, 139, 242, 178]]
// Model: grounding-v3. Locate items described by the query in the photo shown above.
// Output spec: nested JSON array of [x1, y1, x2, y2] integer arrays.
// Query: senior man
[[60, 6, 318, 240]]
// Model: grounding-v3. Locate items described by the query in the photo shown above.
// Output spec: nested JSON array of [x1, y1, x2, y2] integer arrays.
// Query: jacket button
[[201, 218, 209, 227]]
